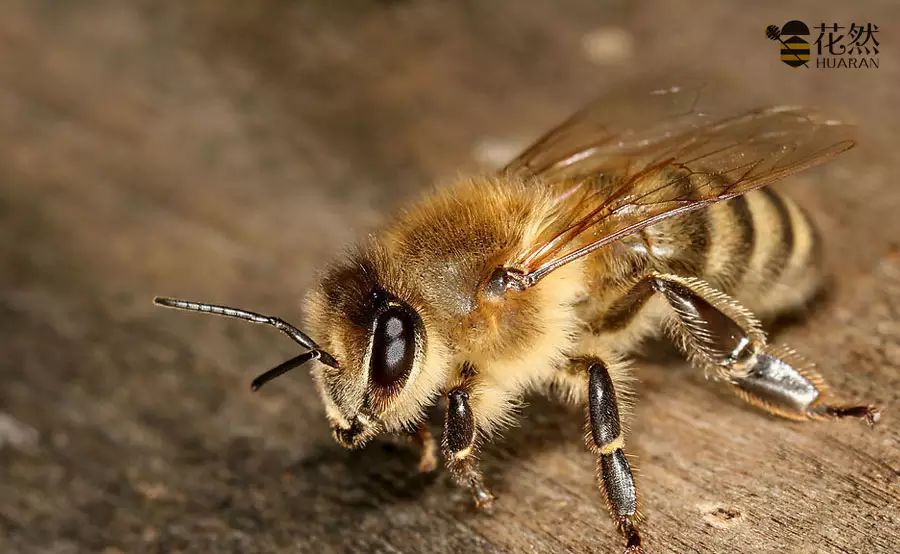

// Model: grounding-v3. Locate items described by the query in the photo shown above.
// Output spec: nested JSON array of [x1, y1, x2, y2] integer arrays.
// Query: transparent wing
[[506, 94, 855, 286], [504, 79, 716, 180]]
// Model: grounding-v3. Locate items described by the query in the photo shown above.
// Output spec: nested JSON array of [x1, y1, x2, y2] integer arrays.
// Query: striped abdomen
[[586, 186, 823, 333], [715, 188, 822, 317]]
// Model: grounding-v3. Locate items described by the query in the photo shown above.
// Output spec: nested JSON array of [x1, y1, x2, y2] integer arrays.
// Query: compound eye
[[370, 306, 416, 389]]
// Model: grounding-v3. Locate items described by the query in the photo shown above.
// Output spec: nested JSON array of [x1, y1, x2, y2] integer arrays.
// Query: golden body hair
[[304, 174, 821, 437]]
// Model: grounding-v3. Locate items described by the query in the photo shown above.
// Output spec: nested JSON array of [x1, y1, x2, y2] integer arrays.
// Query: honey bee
[[155, 81, 880, 553]]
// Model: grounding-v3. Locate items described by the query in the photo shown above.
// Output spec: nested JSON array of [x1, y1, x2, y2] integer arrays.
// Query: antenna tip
[[153, 296, 176, 308]]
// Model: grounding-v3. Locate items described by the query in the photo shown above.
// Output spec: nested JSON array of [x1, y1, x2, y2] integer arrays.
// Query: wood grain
[[0, 1, 897, 553]]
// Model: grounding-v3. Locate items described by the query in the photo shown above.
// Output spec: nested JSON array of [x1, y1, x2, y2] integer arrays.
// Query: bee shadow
[[271, 398, 588, 520], [281, 437, 441, 508]]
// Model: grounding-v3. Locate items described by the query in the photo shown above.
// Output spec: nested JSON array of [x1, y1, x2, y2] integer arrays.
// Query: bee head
[[305, 251, 445, 449]]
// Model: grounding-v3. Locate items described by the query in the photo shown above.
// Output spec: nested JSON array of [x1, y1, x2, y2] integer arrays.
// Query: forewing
[[503, 80, 715, 180], [511, 103, 855, 284]]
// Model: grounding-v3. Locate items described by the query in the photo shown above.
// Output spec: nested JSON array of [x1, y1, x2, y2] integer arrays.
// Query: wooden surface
[[1, 1, 898, 553]]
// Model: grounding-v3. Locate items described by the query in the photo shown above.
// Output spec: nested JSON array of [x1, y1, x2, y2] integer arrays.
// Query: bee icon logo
[[767, 20, 810, 67]]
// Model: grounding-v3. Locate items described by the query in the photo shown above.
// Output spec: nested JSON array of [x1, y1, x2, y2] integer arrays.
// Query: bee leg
[[587, 361, 643, 554], [651, 273, 879, 425], [442, 386, 495, 509], [729, 345, 880, 424], [408, 423, 439, 473]]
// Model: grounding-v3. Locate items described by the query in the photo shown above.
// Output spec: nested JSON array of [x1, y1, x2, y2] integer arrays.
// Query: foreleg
[[442, 384, 495, 508]]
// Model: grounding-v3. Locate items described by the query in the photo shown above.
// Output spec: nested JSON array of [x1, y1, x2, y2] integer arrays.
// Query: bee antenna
[[250, 351, 318, 391], [152, 297, 338, 370]]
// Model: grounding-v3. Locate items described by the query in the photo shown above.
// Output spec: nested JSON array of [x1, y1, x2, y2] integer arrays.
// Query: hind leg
[[651, 272, 879, 424]]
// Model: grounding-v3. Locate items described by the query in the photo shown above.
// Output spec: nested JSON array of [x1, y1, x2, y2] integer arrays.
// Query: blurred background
[[1, 1, 897, 553]]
